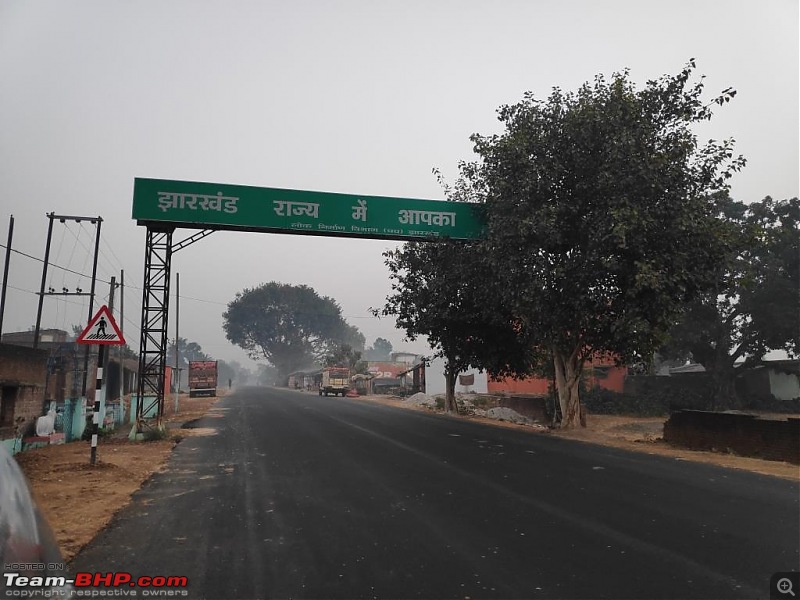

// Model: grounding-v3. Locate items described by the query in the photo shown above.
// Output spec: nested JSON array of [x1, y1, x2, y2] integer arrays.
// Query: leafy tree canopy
[[459, 60, 745, 426], [224, 360, 254, 386], [378, 239, 539, 411], [661, 196, 799, 407], [216, 360, 235, 387], [364, 337, 393, 361], [167, 337, 211, 365], [223, 282, 362, 381], [257, 363, 280, 386], [324, 344, 368, 374]]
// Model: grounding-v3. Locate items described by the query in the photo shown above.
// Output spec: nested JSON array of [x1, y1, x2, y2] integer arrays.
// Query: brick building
[[1, 329, 138, 451], [0, 343, 49, 451], [487, 351, 627, 395]]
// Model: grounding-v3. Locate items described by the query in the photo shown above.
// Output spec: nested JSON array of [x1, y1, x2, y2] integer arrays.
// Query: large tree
[[363, 337, 393, 361], [662, 196, 799, 408], [324, 343, 368, 374], [378, 239, 538, 412], [464, 60, 745, 427], [167, 337, 211, 363], [223, 282, 361, 382]]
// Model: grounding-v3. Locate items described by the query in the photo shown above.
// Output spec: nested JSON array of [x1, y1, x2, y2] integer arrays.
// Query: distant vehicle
[[188, 360, 218, 397], [319, 367, 350, 396], [0, 445, 73, 597]]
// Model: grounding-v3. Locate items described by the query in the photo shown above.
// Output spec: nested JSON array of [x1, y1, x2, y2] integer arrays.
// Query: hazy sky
[[0, 0, 797, 370]]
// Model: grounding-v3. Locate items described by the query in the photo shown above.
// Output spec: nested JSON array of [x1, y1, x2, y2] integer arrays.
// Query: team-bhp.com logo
[[3, 572, 189, 597]]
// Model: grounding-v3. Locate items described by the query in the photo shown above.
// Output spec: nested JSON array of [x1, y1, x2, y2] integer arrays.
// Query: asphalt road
[[71, 387, 799, 599]]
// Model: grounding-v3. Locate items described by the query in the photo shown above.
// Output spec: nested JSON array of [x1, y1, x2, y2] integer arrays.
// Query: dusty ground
[[549, 414, 800, 479], [14, 392, 222, 562], [14, 389, 799, 564]]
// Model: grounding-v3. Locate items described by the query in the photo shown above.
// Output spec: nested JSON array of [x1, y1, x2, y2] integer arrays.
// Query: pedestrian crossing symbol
[[76, 305, 125, 345]]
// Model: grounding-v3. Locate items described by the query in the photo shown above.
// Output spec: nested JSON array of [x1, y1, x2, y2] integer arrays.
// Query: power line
[[4, 282, 140, 331], [0, 242, 113, 284], [0, 244, 379, 327], [100, 236, 128, 274]]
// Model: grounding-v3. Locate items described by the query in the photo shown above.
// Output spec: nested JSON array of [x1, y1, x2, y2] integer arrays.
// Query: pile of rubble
[[402, 394, 548, 430], [402, 392, 438, 408], [473, 406, 533, 425]]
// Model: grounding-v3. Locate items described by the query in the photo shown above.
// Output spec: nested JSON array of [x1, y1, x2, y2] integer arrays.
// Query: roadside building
[[0, 343, 49, 453], [1, 329, 139, 450], [738, 360, 800, 401]]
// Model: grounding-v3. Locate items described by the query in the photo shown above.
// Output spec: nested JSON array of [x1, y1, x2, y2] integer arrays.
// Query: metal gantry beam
[[135, 228, 213, 432], [135, 226, 174, 430], [173, 229, 215, 253]]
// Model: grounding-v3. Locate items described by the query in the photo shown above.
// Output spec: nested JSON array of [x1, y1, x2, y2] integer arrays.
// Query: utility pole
[[106, 276, 117, 402], [34, 215, 101, 354], [119, 270, 124, 403], [82, 217, 102, 396], [33, 215, 55, 350], [174, 272, 180, 415], [0, 215, 14, 338]]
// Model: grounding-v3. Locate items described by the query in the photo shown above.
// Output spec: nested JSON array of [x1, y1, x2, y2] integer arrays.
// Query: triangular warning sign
[[76, 305, 126, 345]]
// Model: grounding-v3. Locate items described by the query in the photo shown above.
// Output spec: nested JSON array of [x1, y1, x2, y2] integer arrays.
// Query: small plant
[[581, 387, 670, 417], [469, 395, 496, 409], [141, 427, 169, 442]]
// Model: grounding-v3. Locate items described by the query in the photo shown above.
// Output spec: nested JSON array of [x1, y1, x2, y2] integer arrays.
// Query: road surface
[[71, 386, 799, 599]]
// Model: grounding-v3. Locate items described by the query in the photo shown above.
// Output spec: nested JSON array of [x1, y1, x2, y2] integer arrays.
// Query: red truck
[[188, 360, 218, 397]]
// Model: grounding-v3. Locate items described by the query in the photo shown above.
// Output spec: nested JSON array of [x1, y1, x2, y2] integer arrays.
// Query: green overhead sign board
[[132, 178, 485, 241]]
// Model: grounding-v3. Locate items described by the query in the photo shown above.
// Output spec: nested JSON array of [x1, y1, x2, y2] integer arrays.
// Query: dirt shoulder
[[549, 414, 799, 480], [14, 389, 799, 564], [14, 393, 221, 562], [350, 393, 800, 481]]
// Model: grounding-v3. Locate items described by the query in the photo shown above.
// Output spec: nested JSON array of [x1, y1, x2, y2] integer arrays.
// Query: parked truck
[[188, 360, 218, 397], [319, 366, 350, 396]]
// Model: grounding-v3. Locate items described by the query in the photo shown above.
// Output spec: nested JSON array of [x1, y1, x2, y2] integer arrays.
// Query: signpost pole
[[90, 344, 105, 465]]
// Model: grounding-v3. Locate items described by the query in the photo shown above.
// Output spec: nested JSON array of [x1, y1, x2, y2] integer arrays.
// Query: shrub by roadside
[[581, 387, 670, 417]]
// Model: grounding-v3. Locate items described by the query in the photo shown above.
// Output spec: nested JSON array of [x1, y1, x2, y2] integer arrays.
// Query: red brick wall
[[11, 385, 45, 438], [0, 344, 48, 439], [1, 344, 48, 384]]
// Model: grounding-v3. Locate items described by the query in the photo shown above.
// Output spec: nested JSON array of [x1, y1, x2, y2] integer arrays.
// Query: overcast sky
[[0, 0, 797, 370]]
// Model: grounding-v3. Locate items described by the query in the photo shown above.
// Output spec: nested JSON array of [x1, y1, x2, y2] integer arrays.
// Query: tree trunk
[[710, 365, 739, 410], [701, 341, 740, 410], [444, 361, 459, 414], [553, 348, 585, 428]]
